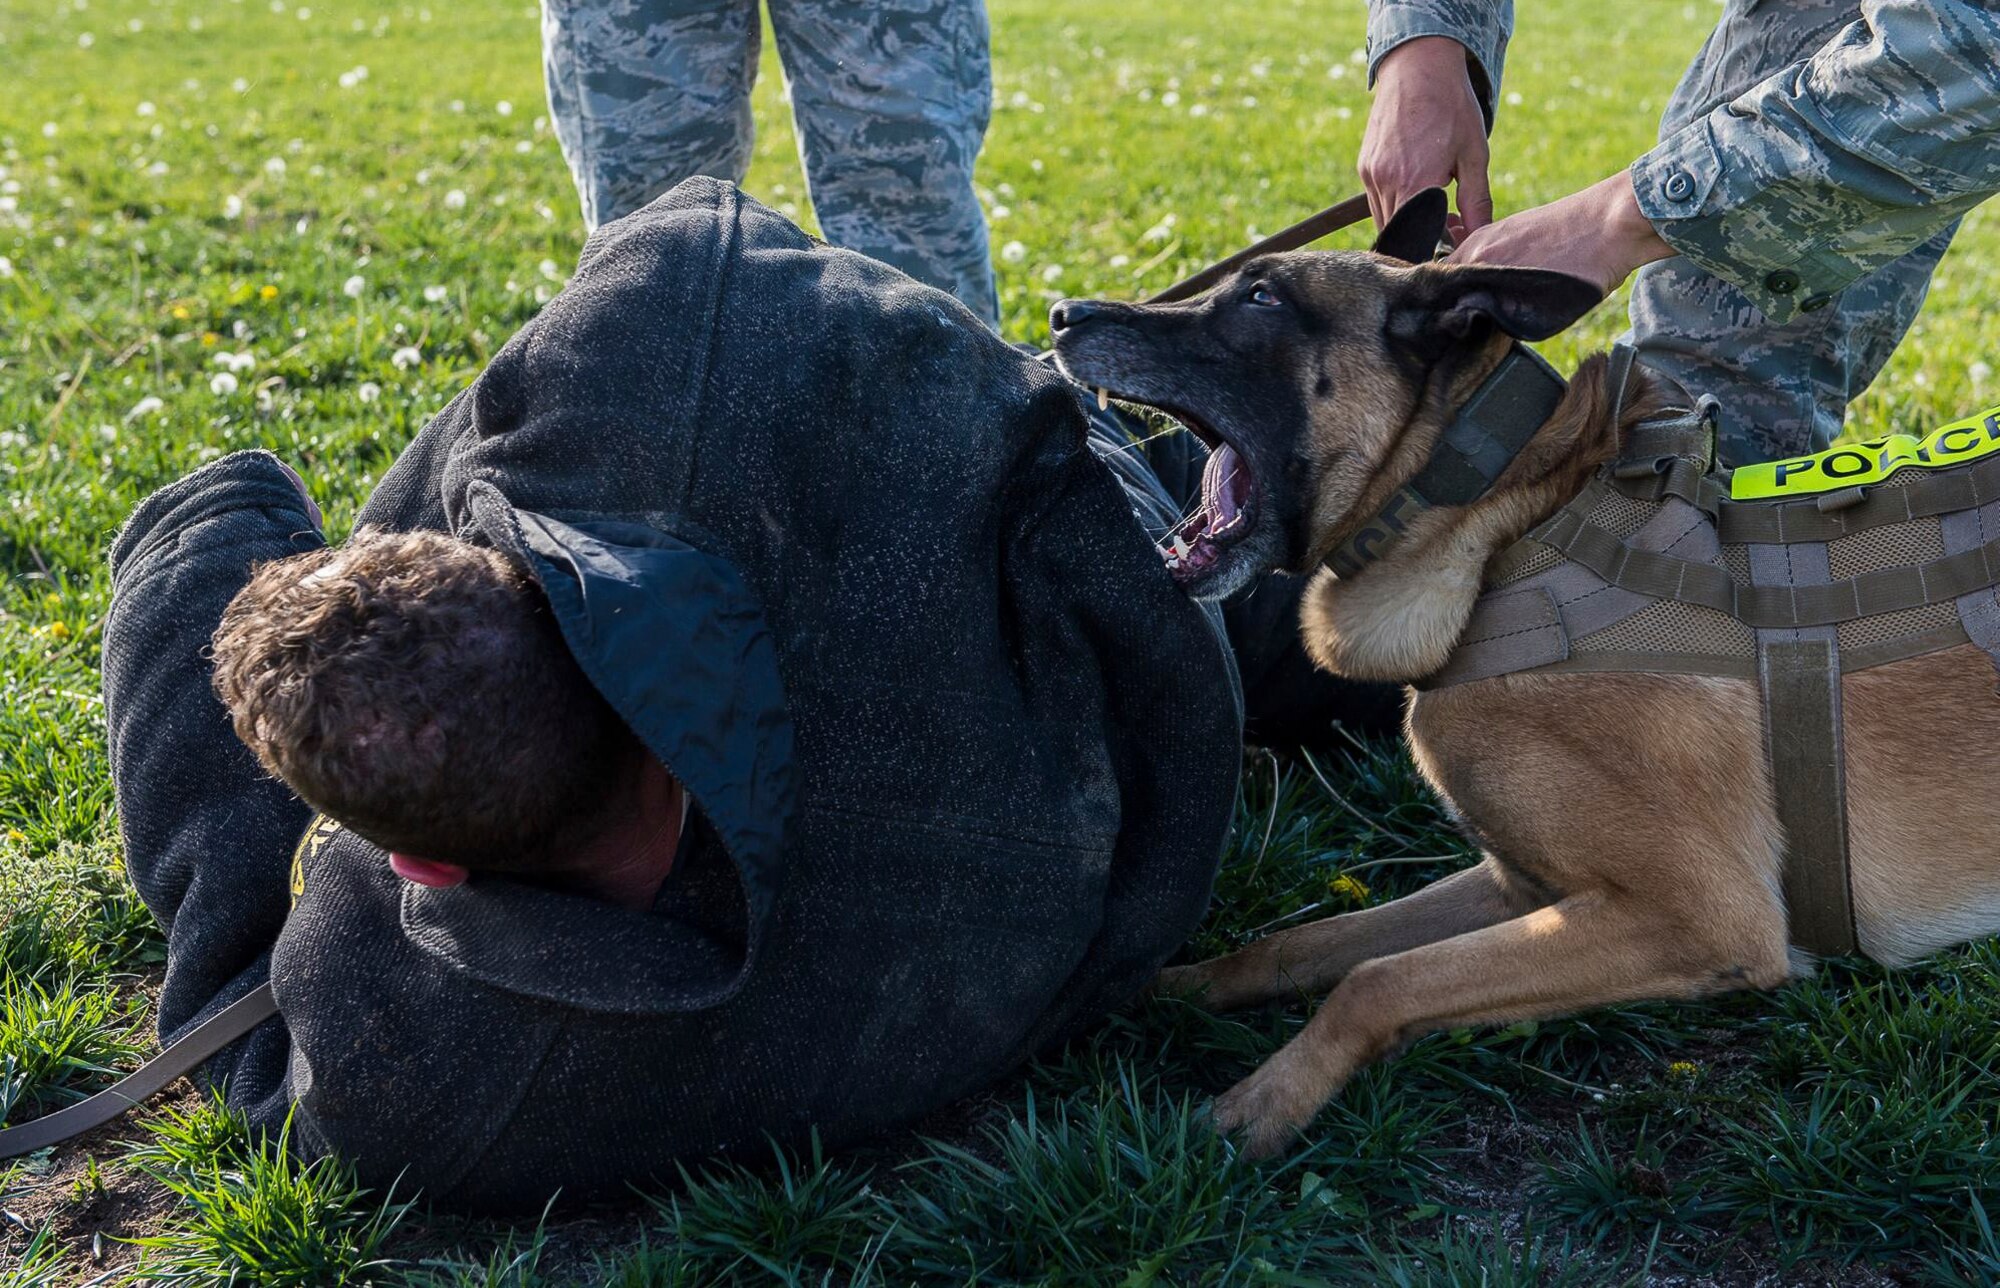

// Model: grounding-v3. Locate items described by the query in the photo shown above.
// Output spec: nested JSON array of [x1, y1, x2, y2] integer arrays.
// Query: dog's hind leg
[[1155, 856, 1546, 1011], [1208, 884, 1790, 1159]]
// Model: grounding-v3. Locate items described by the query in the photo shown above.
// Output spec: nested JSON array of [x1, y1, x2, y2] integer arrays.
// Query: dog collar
[[1323, 344, 1568, 578]]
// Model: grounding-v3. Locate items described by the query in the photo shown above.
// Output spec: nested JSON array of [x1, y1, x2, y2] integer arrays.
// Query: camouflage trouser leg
[[1624, 0, 1961, 466], [768, 0, 997, 327], [542, 0, 762, 232]]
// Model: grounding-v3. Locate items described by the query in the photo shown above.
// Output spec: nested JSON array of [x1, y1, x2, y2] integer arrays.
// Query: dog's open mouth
[[1162, 441, 1256, 583]]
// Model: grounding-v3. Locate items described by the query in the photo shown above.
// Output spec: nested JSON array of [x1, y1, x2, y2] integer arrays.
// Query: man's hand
[[1447, 171, 1675, 292], [1359, 36, 1492, 242]]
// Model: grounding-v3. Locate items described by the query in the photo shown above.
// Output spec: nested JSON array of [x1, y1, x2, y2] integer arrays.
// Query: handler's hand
[[1447, 171, 1675, 292], [1359, 36, 1492, 241]]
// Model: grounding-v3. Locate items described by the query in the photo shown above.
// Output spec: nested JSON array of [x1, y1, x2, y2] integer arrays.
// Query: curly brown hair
[[211, 528, 638, 870]]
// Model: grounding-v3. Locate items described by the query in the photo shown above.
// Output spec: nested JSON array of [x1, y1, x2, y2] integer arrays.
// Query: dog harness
[[1419, 348, 2000, 958]]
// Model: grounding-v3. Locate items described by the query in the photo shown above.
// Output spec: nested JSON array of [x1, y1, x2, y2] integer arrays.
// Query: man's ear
[[1372, 188, 1450, 265], [1397, 264, 1604, 345]]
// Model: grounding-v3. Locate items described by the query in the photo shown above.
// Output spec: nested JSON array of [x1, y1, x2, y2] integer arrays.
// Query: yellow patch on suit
[[290, 814, 343, 906]]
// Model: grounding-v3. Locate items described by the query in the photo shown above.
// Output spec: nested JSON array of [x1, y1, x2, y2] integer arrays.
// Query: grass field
[[4, 0, 2000, 1282]]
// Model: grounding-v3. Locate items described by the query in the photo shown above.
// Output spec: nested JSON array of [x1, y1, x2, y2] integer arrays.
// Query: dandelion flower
[[343, 274, 365, 298], [172, 305, 191, 320], [200, 331, 220, 346], [42, 621, 70, 641], [391, 345, 422, 370], [443, 189, 467, 211], [264, 156, 287, 177], [1040, 264, 1063, 283], [357, 381, 381, 403], [1000, 241, 1026, 263], [125, 395, 165, 421], [1328, 874, 1370, 903], [210, 371, 239, 395], [423, 285, 449, 303], [222, 194, 244, 219], [496, 100, 513, 116], [260, 284, 279, 301]]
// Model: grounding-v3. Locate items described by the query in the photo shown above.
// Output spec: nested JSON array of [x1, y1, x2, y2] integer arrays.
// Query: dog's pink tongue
[[1204, 445, 1248, 527]]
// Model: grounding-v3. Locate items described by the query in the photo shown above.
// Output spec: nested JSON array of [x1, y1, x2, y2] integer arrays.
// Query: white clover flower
[[222, 193, 243, 219], [1505, 91, 1525, 106], [1000, 241, 1026, 263], [990, 204, 1011, 220], [1189, 103, 1209, 117], [534, 284, 552, 304], [495, 100, 513, 116], [136, 101, 156, 117], [97, 423, 117, 442], [41, 123, 57, 138], [0, 430, 27, 450], [77, 32, 94, 48], [1161, 90, 1180, 106], [264, 157, 288, 178], [0, 256, 13, 277], [450, 99, 465, 113], [443, 188, 466, 210], [514, 140, 532, 154], [423, 284, 449, 303], [209, 371, 239, 395], [342, 274, 365, 298], [232, 78, 249, 93], [1040, 264, 1063, 283], [232, 320, 253, 342], [391, 345, 421, 370], [357, 381, 381, 403], [1970, 361, 1992, 387], [214, 350, 256, 373], [125, 395, 165, 421], [146, 160, 169, 177], [1108, 254, 1130, 269], [538, 258, 559, 281]]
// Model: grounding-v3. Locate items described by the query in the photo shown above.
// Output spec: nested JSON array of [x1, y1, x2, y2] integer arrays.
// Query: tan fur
[[1151, 274, 2000, 1158]]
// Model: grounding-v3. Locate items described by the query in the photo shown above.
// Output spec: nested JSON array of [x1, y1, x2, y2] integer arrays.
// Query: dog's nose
[[1048, 298, 1101, 334]]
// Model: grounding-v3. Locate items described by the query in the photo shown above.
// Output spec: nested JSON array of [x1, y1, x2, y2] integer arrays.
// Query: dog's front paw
[[1209, 1056, 1326, 1160], [1151, 963, 1217, 1003]]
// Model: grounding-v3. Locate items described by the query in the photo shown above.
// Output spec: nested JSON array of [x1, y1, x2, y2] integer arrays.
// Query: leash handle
[[0, 981, 279, 1159], [1145, 193, 1374, 304]]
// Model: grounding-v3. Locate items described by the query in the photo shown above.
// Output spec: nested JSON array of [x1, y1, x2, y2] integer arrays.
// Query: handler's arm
[[1633, 0, 2000, 322], [1360, 1, 1512, 233]]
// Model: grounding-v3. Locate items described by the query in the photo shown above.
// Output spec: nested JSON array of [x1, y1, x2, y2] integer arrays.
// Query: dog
[[1048, 189, 2000, 1158]]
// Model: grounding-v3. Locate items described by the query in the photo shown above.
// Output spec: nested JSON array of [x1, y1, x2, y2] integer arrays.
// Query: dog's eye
[[1247, 283, 1283, 308]]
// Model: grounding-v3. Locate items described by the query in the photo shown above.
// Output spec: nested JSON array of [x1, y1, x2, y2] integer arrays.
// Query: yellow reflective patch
[[1731, 405, 2000, 500], [289, 814, 343, 906]]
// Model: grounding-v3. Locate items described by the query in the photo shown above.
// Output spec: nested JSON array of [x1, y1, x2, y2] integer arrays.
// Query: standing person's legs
[[768, 0, 999, 326], [1625, 0, 1957, 465], [542, 0, 762, 231]]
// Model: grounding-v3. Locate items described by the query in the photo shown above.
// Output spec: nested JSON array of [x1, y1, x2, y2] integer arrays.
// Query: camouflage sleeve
[[1631, 0, 2000, 324], [1365, 0, 1513, 128]]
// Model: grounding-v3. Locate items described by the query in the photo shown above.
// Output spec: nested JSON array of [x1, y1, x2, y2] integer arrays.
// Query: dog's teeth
[[1097, 387, 1109, 411], [1171, 537, 1190, 560]]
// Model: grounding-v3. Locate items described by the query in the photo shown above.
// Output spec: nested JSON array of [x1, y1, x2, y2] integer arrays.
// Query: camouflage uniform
[[1367, 0, 2000, 465], [542, 0, 999, 325]]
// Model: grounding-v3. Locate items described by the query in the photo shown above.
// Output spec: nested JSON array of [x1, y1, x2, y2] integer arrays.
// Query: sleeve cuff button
[[1765, 270, 1800, 295], [1663, 171, 1695, 202]]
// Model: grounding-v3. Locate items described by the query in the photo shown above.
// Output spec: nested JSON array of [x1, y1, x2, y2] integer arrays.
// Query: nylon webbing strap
[[1759, 640, 1858, 956], [0, 981, 279, 1159], [1325, 346, 1568, 577], [1529, 508, 2000, 628], [1146, 194, 1373, 304]]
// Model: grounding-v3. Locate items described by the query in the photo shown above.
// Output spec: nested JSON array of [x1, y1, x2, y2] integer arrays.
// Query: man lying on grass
[[99, 177, 1387, 1211]]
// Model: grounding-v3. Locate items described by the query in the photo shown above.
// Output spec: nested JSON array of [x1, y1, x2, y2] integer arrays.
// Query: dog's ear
[[1395, 264, 1603, 345], [1371, 189, 1449, 265]]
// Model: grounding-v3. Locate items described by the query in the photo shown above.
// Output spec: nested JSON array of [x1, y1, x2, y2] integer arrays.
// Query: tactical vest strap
[[1760, 639, 1859, 957], [1716, 452, 2000, 544]]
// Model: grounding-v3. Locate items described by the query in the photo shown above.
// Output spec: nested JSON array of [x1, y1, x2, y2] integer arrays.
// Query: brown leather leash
[[0, 982, 278, 1159], [1146, 192, 1374, 304]]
